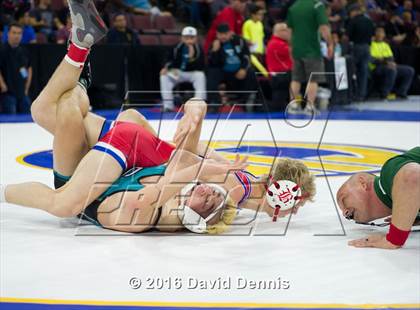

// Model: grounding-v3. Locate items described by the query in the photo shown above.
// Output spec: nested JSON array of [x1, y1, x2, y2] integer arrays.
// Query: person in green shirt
[[370, 27, 415, 99], [336, 147, 420, 249], [286, 0, 333, 114]]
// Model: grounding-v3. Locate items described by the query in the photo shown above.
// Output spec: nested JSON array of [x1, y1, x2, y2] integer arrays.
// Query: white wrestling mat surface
[[1, 116, 419, 309]]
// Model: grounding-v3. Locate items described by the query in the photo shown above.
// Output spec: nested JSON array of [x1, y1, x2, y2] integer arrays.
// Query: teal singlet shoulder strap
[[97, 165, 167, 201]]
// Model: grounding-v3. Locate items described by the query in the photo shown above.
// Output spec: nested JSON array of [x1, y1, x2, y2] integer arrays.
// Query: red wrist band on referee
[[64, 42, 89, 68], [386, 223, 410, 246]]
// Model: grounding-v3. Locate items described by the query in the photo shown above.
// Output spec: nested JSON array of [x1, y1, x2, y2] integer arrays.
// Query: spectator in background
[[103, 0, 171, 18], [210, 0, 229, 18], [148, 0, 173, 17], [401, 11, 417, 43], [1, 0, 17, 25], [121, 0, 172, 16], [266, 23, 292, 75], [365, 0, 385, 14], [30, 0, 57, 41], [119, 0, 152, 15], [204, 0, 247, 53], [397, 0, 415, 22], [346, 4, 375, 101], [106, 13, 140, 45], [385, 12, 409, 45], [265, 23, 293, 110], [207, 23, 255, 106], [55, 0, 69, 28], [2, 11, 36, 44], [189, 0, 212, 29], [253, 0, 274, 40], [286, 0, 333, 114], [159, 26, 206, 111], [0, 23, 32, 114], [1, 0, 31, 25], [370, 27, 414, 100], [103, 0, 141, 16], [56, 15, 71, 44], [124, 0, 155, 15], [401, 11, 415, 26], [328, 0, 347, 33], [383, 0, 400, 12], [242, 4, 265, 56]]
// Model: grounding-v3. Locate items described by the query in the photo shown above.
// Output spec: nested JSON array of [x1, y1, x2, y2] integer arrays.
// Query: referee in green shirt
[[337, 147, 420, 249]]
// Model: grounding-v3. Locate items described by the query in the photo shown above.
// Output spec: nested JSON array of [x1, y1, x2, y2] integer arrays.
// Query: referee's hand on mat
[[348, 234, 400, 249]]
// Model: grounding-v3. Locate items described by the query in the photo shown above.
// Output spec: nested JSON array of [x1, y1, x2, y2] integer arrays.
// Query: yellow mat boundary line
[[0, 297, 419, 309]]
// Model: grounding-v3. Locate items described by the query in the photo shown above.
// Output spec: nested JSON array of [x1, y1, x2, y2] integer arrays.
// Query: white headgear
[[265, 180, 302, 221], [177, 181, 227, 234]]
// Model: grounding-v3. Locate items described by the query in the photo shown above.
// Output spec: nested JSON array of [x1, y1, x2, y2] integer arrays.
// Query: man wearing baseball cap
[[160, 26, 206, 111]]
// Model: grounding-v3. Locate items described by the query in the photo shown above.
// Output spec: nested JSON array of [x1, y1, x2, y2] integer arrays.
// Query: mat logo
[[17, 142, 404, 177]]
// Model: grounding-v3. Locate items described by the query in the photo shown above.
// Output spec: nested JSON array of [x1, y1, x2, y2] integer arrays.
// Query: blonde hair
[[206, 196, 238, 235], [263, 158, 316, 202]]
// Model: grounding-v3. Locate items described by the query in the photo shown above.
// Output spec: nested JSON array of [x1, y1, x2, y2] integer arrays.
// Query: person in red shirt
[[265, 23, 293, 111], [204, 0, 247, 53], [266, 23, 292, 73]]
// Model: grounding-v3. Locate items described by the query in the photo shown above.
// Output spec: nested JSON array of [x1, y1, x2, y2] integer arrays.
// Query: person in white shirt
[[159, 26, 206, 111]]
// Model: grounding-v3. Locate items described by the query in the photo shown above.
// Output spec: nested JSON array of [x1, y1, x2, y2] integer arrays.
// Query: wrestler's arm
[[98, 161, 217, 233], [389, 163, 420, 230], [196, 143, 231, 164], [349, 163, 420, 249], [126, 156, 248, 212]]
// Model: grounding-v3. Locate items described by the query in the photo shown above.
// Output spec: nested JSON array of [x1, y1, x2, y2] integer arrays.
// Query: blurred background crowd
[[0, 0, 419, 114]]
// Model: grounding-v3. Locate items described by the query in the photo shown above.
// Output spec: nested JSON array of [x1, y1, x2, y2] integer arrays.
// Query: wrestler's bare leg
[[5, 150, 123, 217], [165, 98, 207, 174], [32, 63, 156, 175], [53, 94, 90, 176], [28, 51, 103, 175], [31, 0, 107, 135], [31, 59, 89, 135], [4, 77, 138, 214], [4, 55, 124, 212]]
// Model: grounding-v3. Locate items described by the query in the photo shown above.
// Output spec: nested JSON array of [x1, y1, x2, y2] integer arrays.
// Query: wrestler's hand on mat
[[200, 154, 248, 176], [348, 234, 400, 249]]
